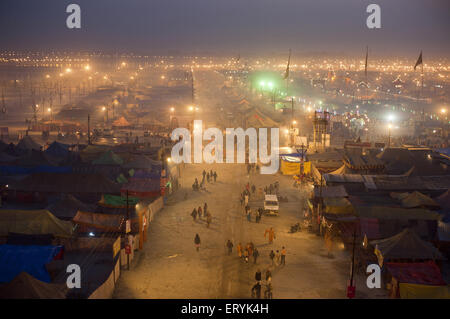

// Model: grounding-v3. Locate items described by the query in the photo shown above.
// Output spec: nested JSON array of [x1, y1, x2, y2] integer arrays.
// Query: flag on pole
[[364, 46, 368, 78], [414, 51, 423, 71], [283, 49, 291, 80]]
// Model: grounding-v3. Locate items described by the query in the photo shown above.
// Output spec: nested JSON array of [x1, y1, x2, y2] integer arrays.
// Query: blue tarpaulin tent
[[0, 244, 62, 283], [45, 141, 70, 159]]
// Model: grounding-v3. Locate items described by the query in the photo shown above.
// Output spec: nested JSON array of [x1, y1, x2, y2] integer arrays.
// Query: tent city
[[0, 0, 449, 300]]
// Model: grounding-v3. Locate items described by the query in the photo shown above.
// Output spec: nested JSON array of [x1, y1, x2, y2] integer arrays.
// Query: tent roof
[[121, 178, 161, 193], [92, 150, 124, 165], [46, 194, 95, 220], [314, 185, 348, 198], [0, 271, 67, 299], [0, 209, 74, 237], [354, 206, 440, 221], [386, 261, 446, 285], [344, 151, 384, 169], [9, 172, 121, 194], [15, 150, 57, 166], [400, 191, 440, 209], [323, 197, 354, 215], [371, 228, 444, 260], [112, 116, 130, 127], [79, 144, 110, 162], [16, 136, 41, 151], [0, 152, 17, 163], [44, 141, 70, 158], [123, 155, 161, 169], [98, 194, 140, 208], [73, 211, 124, 231], [436, 190, 450, 210], [377, 148, 448, 176]]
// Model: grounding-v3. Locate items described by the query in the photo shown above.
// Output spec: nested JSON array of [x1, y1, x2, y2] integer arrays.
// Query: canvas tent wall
[[0, 209, 74, 238], [73, 211, 124, 232], [371, 228, 444, 263], [0, 271, 67, 299]]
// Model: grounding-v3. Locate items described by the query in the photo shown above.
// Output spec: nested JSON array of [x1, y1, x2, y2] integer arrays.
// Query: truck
[[263, 194, 279, 216]]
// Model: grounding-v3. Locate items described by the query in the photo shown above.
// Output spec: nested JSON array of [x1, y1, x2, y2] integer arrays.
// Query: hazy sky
[[0, 0, 449, 57]]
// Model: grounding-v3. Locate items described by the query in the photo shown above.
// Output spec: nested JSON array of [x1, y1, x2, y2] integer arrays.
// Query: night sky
[[0, 0, 449, 57]]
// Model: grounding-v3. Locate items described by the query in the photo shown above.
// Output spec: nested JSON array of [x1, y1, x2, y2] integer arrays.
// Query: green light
[[268, 82, 274, 88], [260, 81, 265, 87]]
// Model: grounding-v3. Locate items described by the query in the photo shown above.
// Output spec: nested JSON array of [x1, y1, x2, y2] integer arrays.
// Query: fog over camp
[[0, 0, 448, 303]]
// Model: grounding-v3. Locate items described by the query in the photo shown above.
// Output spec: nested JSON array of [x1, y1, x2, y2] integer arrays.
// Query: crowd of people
[[190, 202, 213, 228], [192, 169, 218, 191]]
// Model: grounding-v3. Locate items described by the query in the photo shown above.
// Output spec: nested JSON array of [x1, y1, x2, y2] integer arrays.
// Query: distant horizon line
[[0, 49, 449, 60]]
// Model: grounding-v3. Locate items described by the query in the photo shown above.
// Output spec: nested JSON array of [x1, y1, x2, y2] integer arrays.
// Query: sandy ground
[[113, 162, 387, 299], [113, 70, 388, 299]]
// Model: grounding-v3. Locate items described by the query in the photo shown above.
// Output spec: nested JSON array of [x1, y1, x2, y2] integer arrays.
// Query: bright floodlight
[[441, 108, 447, 114], [65, 68, 72, 73], [170, 107, 175, 112], [268, 81, 274, 88], [260, 81, 265, 87], [188, 106, 194, 111], [387, 114, 395, 121], [84, 65, 91, 71]]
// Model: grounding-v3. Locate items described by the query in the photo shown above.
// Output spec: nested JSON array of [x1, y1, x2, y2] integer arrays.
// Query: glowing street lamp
[[65, 68, 72, 74], [84, 65, 91, 71]]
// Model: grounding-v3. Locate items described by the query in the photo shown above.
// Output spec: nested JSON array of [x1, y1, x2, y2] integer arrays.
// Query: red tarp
[[386, 261, 446, 286]]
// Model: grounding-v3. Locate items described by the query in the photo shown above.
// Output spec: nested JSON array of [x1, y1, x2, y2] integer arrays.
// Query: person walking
[[194, 234, 201, 252], [237, 243, 243, 258], [206, 213, 212, 228], [264, 227, 275, 244], [281, 246, 286, 266], [255, 269, 262, 283], [251, 282, 261, 299], [269, 250, 275, 266], [275, 250, 281, 266], [204, 202, 208, 215], [243, 248, 249, 263], [253, 247, 260, 264], [226, 240, 233, 255], [213, 171, 217, 182], [247, 210, 252, 222], [191, 208, 198, 221], [251, 184, 256, 194], [202, 170, 206, 180], [206, 172, 210, 183], [265, 269, 272, 281], [197, 206, 202, 219]]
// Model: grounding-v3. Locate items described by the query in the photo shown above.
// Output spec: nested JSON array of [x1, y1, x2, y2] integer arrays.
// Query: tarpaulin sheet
[[399, 283, 450, 299], [0, 245, 62, 283], [386, 261, 446, 285], [323, 197, 354, 214], [99, 194, 140, 208], [280, 159, 300, 175]]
